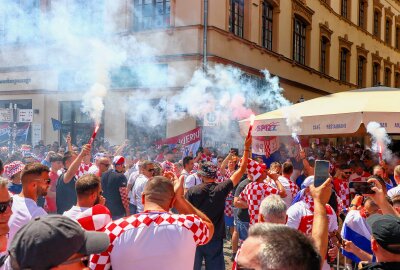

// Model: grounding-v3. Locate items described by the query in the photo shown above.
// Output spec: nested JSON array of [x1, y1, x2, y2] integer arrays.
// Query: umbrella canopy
[[240, 87, 400, 137]]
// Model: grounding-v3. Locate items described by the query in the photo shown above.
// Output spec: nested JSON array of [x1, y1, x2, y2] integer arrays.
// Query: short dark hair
[[249, 223, 321, 270], [282, 162, 293, 175], [183, 156, 193, 167], [62, 151, 75, 166], [49, 154, 63, 163], [339, 163, 350, 170], [143, 176, 174, 205], [75, 174, 101, 197], [21, 163, 50, 184], [392, 195, 400, 207]]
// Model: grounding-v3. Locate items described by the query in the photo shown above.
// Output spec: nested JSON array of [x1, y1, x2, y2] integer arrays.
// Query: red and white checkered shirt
[[90, 211, 210, 270], [216, 169, 235, 217], [239, 181, 279, 225], [76, 162, 92, 179], [333, 178, 350, 208]]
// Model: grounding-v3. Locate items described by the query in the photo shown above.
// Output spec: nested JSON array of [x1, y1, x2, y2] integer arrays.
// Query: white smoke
[[366, 122, 393, 161]]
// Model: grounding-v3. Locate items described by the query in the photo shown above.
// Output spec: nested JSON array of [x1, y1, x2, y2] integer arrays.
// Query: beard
[[37, 185, 48, 197], [94, 195, 100, 205]]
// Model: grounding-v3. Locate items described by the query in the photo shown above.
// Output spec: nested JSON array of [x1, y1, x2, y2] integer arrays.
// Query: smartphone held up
[[314, 160, 330, 187]]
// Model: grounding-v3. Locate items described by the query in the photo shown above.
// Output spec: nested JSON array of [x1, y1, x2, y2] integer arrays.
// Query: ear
[[371, 238, 378, 252], [169, 197, 176, 209], [141, 193, 145, 205], [259, 214, 264, 223]]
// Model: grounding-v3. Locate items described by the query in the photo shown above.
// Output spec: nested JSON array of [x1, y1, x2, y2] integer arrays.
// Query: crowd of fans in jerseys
[[0, 134, 398, 270]]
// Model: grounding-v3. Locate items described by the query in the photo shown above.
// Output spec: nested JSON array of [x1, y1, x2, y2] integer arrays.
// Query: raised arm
[[230, 136, 252, 187], [64, 144, 91, 183]]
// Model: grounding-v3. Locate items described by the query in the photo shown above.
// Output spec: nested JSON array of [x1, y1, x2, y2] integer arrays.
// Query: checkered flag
[[246, 159, 267, 181]]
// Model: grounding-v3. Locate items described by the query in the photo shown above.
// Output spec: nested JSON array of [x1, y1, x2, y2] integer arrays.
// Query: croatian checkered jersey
[[286, 195, 338, 235], [76, 162, 92, 179], [333, 178, 350, 208], [90, 211, 210, 270], [239, 182, 279, 225]]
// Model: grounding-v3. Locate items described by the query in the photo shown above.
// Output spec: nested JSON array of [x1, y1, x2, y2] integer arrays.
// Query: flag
[[341, 209, 372, 263], [51, 118, 62, 131]]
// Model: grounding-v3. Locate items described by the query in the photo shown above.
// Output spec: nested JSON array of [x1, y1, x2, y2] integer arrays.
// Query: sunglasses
[[344, 172, 352, 175], [34, 178, 51, 184], [147, 168, 155, 172], [0, 197, 12, 214]]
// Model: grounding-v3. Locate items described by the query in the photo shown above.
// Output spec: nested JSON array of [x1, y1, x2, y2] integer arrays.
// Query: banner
[[155, 127, 202, 158], [252, 136, 280, 158], [0, 123, 30, 145]]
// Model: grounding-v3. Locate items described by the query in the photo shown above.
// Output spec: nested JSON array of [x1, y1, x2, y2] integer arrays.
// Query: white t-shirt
[[89, 212, 210, 270], [271, 176, 295, 208], [88, 164, 99, 175], [8, 195, 47, 246], [388, 185, 400, 198], [63, 206, 89, 220], [132, 174, 149, 212], [184, 173, 202, 189], [128, 171, 141, 204]]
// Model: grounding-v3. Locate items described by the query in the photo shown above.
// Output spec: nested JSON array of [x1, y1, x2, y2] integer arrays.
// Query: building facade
[[0, 0, 399, 146]]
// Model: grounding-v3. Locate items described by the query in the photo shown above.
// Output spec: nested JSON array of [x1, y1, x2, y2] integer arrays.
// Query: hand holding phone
[[314, 160, 330, 187]]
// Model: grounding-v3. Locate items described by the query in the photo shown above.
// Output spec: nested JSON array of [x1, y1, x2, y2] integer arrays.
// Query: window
[[373, 62, 381, 86], [133, 0, 171, 31], [357, 56, 366, 87], [229, 0, 244, 38], [395, 72, 400, 88], [341, 0, 349, 19], [60, 101, 104, 145], [384, 67, 391, 86], [385, 18, 392, 45], [396, 26, 400, 49], [293, 17, 307, 65], [262, 1, 273, 50], [320, 36, 329, 74], [71, 0, 104, 35], [340, 48, 350, 82], [1, 0, 40, 43], [374, 10, 381, 38], [358, 0, 366, 28]]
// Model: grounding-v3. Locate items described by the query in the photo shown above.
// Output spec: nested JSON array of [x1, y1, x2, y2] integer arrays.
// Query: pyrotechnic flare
[[247, 114, 255, 139], [367, 122, 392, 162], [88, 124, 100, 145], [292, 133, 303, 152]]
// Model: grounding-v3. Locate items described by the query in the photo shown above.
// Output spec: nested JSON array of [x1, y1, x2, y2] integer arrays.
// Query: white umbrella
[[240, 87, 400, 136]]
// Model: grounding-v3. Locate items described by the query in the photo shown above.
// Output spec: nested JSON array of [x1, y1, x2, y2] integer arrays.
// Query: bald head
[[143, 176, 174, 209]]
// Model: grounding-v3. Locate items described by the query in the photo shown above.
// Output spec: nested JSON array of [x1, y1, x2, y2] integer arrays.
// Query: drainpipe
[[202, 0, 208, 71]]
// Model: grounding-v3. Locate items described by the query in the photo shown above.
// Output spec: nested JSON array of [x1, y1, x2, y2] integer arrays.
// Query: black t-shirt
[[185, 179, 234, 240], [56, 173, 77, 214], [102, 170, 128, 217], [360, 262, 400, 270], [234, 178, 250, 222]]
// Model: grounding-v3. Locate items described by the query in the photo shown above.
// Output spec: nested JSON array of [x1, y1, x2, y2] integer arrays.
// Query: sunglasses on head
[[0, 197, 12, 214]]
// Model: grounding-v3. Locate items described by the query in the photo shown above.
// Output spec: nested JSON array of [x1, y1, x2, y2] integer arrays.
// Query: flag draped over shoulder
[[341, 209, 372, 263]]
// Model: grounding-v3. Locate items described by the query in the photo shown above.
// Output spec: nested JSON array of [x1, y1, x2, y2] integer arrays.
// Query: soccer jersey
[[90, 211, 210, 270], [333, 178, 350, 208], [239, 181, 279, 225], [270, 176, 299, 207], [286, 195, 338, 235]]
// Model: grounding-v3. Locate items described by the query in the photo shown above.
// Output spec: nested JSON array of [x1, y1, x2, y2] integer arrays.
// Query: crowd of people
[[0, 133, 398, 270]]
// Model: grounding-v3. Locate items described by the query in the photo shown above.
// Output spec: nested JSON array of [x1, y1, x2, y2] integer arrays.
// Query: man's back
[[56, 173, 77, 214], [101, 170, 127, 217], [90, 212, 210, 270], [185, 179, 233, 240]]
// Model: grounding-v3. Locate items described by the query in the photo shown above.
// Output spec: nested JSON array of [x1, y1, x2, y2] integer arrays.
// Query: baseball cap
[[301, 176, 314, 189], [9, 215, 110, 269], [197, 161, 218, 179], [367, 214, 400, 254], [113, 155, 125, 165]]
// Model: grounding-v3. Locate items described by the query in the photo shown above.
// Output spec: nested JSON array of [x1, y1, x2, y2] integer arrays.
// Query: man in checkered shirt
[[270, 161, 299, 208], [90, 175, 214, 270], [333, 164, 351, 209], [237, 159, 287, 225]]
